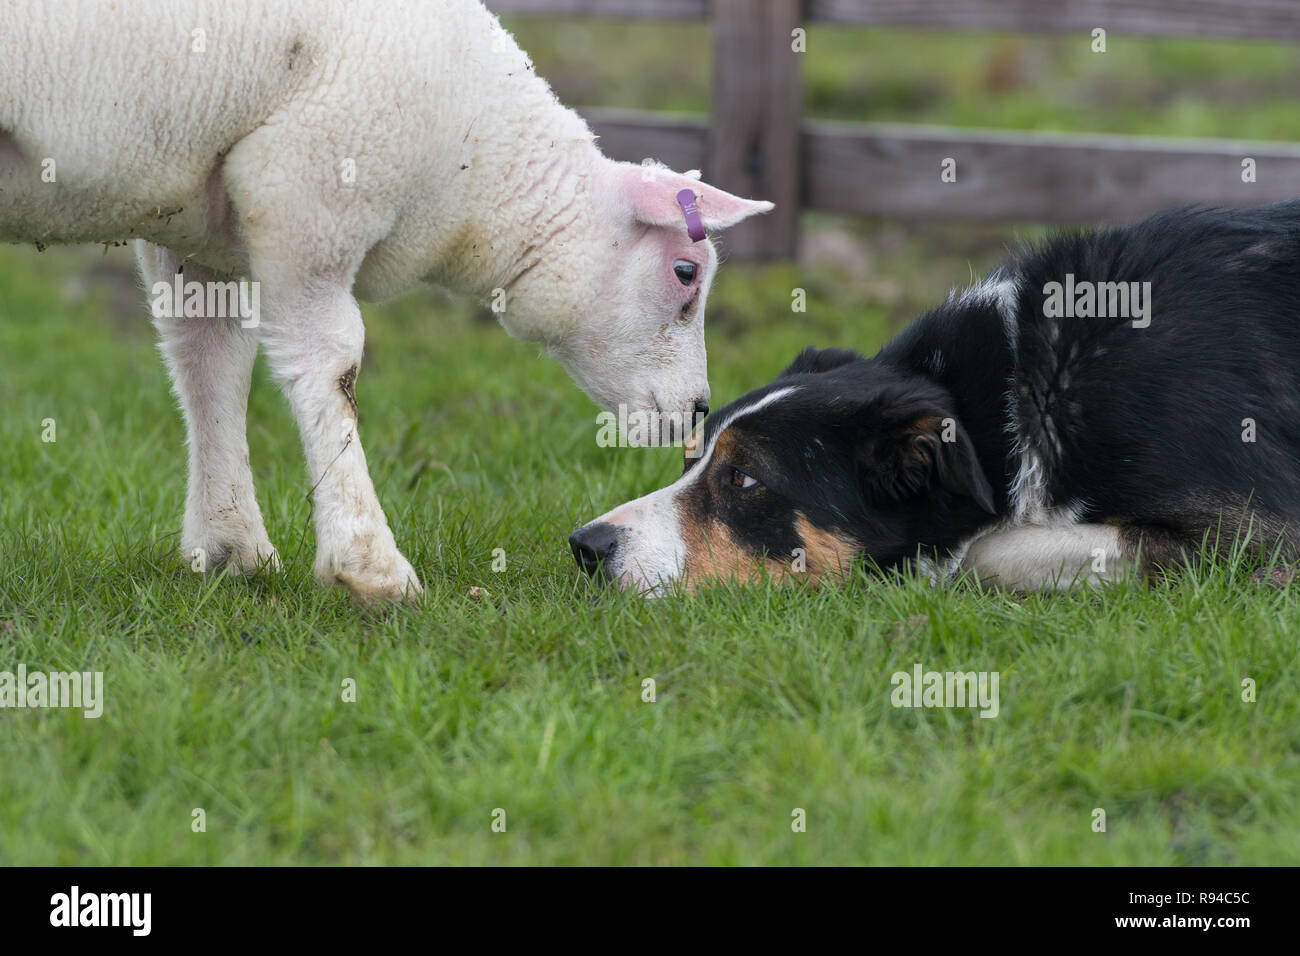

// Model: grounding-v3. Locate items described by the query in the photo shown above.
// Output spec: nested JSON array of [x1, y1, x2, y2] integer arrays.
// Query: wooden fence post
[[708, 0, 802, 261]]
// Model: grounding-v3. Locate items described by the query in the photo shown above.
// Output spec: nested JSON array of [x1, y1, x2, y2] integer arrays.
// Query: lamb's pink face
[[564, 227, 718, 441], [551, 161, 772, 443]]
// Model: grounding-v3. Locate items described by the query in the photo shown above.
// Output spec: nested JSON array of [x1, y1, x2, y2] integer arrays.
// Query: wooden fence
[[492, 0, 1300, 259]]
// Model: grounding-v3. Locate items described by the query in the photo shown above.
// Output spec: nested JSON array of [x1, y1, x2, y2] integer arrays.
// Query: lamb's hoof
[[325, 556, 424, 605], [1250, 565, 1298, 588], [184, 539, 281, 577]]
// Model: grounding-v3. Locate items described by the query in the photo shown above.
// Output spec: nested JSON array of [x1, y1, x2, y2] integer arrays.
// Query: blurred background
[[497, 1, 1300, 335]]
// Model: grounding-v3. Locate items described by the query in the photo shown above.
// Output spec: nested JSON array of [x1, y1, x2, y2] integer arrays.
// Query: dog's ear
[[780, 346, 862, 379], [858, 395, 996, 514]]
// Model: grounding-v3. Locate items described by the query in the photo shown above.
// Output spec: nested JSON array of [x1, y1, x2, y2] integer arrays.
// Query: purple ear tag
[[677, 188, 706, 242]]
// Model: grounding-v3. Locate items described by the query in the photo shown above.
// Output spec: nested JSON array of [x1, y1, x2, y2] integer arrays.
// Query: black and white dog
[[571, 202, 1300, 593]]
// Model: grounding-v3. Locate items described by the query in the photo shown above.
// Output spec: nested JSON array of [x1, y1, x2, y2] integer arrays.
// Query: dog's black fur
[[683, 201, 1300, 581]]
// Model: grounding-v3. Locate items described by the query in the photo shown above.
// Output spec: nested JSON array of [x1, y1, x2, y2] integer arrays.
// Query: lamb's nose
[[569, 522, 619, 579], [693, 397, 710, 418]]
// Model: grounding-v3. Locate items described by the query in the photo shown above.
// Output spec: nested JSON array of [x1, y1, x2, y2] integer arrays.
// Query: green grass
[[3, 25, 1300, 865]]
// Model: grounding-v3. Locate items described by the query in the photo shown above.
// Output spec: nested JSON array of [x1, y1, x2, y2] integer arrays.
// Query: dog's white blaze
[[582, 386, 800, 593]]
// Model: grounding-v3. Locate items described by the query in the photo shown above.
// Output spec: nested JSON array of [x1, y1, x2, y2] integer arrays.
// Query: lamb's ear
[[605, 161, 773, 232], [859, 399, 997, 514], [781, 346, 863, 378]]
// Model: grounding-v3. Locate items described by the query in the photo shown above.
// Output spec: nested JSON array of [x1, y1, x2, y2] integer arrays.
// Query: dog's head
[[569, 346, 999, 594]]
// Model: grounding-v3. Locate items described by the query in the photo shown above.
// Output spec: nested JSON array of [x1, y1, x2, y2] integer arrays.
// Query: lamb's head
[[512, 159, 772, 442]]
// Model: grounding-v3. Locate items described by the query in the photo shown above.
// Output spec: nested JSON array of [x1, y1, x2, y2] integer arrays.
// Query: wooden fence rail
[[491, 0, 1300, 259]]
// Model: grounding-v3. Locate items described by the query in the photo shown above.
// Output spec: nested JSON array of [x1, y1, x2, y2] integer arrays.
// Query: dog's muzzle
[[569, 521, 619, 581]]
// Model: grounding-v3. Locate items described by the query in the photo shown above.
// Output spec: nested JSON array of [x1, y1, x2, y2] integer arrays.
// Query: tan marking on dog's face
[[674, 485, 861, 589], [680, 517, 790, 589], [905, 414, 943, 435], [676, 427, 783, 587], [708, 428, 737, 460], [793, 515, 859, 579]]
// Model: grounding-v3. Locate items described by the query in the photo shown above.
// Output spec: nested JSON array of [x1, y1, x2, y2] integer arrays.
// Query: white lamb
[[0, 0, 772, 601]]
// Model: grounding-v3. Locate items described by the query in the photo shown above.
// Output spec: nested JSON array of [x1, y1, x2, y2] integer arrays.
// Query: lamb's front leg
[[259, 282, 422, 603], [139, 242, 279, 574]]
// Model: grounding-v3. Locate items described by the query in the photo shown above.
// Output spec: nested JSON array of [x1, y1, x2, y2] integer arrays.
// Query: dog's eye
[[673, 260, 697, 285], [730, 468, 757, 489]]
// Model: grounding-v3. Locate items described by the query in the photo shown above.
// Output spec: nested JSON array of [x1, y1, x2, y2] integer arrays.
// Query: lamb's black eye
[[673, 260, 697, 285]]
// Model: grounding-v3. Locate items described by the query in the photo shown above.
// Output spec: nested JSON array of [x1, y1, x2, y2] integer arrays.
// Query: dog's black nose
[[693, 397, 710, 418], [569, 522, 619, 579]]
